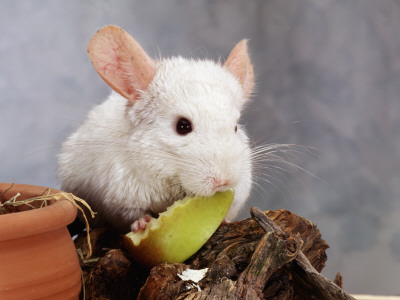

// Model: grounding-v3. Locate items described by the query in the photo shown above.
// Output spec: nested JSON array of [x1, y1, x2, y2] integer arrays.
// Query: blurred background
[[1, 0, 399, 295]]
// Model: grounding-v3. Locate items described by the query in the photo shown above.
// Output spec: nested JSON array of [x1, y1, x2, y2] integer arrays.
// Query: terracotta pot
[[0, 183, 81, 300]]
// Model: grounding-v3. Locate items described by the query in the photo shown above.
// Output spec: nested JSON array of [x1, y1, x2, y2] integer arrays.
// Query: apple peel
[[123, 190, 234, 268]]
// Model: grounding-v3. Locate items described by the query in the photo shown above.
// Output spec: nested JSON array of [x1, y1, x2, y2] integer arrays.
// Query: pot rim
[[0, 183, 77, 241]]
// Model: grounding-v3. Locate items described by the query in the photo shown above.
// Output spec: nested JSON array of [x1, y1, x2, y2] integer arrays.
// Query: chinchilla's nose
[[212, 177, 231, 192]]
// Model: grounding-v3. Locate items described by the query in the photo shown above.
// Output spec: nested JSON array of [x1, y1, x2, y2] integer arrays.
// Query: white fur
[[58, 57, 252, 232]]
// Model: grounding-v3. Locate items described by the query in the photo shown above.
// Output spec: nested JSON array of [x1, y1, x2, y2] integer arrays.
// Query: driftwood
[[75, 208, 354, 299], [251, 208, 354, 300]]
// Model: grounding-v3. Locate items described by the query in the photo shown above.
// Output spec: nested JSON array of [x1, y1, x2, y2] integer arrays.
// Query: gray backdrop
[[1, 0, 399, 295]]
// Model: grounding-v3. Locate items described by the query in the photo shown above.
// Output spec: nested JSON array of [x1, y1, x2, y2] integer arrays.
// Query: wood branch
[[251, 207, 355, 300], [334, 272, 344, 288], [137, 230, 303, 300], [291, 252, 355, 300], [83, 249, 147, 300], [137, 263, 190, 300], [236, 231, 302, 299], [77, 209, 352, 299], [252, 208, 328, 271]]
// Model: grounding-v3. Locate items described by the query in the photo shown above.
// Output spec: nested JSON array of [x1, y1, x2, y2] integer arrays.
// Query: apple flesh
[[123, 190, 234, 268]]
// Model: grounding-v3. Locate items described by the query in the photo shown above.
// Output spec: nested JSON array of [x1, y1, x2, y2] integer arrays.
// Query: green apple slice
[[123, 190, 234, 268]]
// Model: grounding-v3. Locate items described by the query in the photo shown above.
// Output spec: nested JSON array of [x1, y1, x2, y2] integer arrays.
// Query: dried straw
[[0, 184, 96, 258]]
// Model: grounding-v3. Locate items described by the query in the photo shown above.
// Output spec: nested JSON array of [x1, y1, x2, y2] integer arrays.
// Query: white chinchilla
[[58, 25, 254, 233]]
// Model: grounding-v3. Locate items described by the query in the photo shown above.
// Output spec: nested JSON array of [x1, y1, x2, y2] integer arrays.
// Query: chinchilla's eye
[[235, 125, 238, 133], [176, 117, 192, 135]]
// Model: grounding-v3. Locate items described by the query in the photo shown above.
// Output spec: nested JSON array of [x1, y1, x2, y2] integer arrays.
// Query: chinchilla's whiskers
[[250, 172, 284, 201], [249, 142, 322, 194], [250, 170, 284, 198], [62, 119, 323, 197], [252, 164, 288, 178]]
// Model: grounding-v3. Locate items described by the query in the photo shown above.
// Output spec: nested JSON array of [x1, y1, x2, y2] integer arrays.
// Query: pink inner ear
[[224, 40, 254, 100], [88, 25, 156, 103]]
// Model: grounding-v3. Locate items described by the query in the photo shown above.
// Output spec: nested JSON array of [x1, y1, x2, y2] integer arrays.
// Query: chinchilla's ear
[[224, 40, 254, 102], [88, 25, 156, 104]]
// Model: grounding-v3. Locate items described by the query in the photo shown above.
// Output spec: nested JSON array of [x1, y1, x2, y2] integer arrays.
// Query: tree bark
[[76, 209, 353, 299]]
